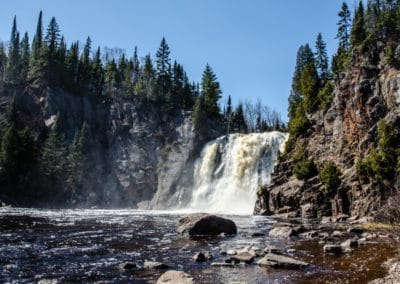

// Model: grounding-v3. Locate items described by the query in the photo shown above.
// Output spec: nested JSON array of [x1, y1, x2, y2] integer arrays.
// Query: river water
[[0, 208, 394, 283]]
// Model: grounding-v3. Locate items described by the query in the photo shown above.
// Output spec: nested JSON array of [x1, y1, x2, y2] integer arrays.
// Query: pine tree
[[301, 62, 320, 113], [351, 1, 367, 47], [201, 64, 222, 121], [20, 32, 30, 82], [29, 11, 45, 80], [337, 2, 352, 52], [0, 43, 8, 82], [155, 37, 172, 100], [315, 33, 329, 80], [233, 103, 247, 133], [142, 54, 155, 100], [132, 46, 140, 85], [225, 95, 233, 133], [288, 44, 314, 119], [66, 42, 79, 86], [6, 16, 21, 84], [78, 37, 92, 91], [40, 118, 67, 184], [44, 17, 61, 82], [91, 47, 104, 95]]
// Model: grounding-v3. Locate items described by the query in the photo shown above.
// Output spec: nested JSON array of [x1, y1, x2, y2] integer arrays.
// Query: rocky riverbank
[[123, 213, 400, 283]]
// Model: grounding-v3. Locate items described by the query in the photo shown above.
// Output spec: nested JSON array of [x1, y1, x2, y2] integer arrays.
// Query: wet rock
[[331, 230, 345, 238], [263, 245, 283, 255], [299, 230, 319, 239], [358, 238, 367, 245], [250, 231, 265, 237], [231, 251, 255, 264], [177, 213, 237, 237], [323, 244, 343, 255], [347, 226, 364, 235], [341, 239, 359, 249], [156, 270, 194, 284], [287, 249, 297, 254], [226, 249, 237, 256], [258, 253, 309, 269], [193, 252, 212, 262], [193, 252, 206, 262], [144, 260, 169, 270], [268, 226, 296, 238], [211, 262, 235, 267], [120, 262, 137, 270]]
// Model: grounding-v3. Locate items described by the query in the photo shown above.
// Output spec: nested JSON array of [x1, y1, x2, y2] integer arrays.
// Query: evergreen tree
[[44, 17, 61, 82], [66, 42, 79, 86], [288, 44, 314, 119], [91, 47, 104, 95], [39, 118, 67, 191], [29, 11, 45, 80], [0, 125, 36, 184], [233, 103, 247, 133], [142, 54, 155, 100], [301, 62, 320, 113], [20, 32, 30, 82], [78, 37, 92, 91], [0, 43, 8, 82], [155, 37, 172, 100], [6, 16, 21, 84], [337, 2, 352, 52], [351, 1, 367, 47], [225, 95, 233, 133], [314, 33, 329, 80], [201, 64, 222, 121], [132, 46, 140, 85]]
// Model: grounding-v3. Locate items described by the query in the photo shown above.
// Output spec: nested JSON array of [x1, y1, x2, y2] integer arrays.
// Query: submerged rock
[[231, 251, 255, 264], [119, 262, 137, 270], [258, 253, 309, 269], [143, 260, 169, 270], [323, 244, 343, 255], [156, 270, 194, 284], [193, 252, 213, 262], [177, 213, 237, 236]]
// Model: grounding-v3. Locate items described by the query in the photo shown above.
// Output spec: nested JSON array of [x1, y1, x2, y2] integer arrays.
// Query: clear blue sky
[[0, 0, 355, 119]]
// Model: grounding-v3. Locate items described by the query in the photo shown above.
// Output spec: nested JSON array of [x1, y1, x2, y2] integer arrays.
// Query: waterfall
[[179, 131, 288, 215]]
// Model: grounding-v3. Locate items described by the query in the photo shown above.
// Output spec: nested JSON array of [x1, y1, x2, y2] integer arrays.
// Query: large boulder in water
[[177, 213, 237, 236]]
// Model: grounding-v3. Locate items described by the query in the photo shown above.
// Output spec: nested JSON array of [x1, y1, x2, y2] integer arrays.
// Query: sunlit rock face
[[255, 45, 400, 218]]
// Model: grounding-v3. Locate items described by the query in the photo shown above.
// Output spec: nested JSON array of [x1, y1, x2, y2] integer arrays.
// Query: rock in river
[[177, 213, 237, 236], [156, 270, 194, 284], [143, 260, 169, 270], [257, 253, 309, 269]]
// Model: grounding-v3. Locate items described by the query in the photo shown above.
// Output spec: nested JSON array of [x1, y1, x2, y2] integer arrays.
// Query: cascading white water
[[186, 131, 288, 215]]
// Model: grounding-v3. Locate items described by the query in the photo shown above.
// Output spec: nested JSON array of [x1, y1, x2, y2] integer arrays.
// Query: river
[[0, 207, 394, 283]]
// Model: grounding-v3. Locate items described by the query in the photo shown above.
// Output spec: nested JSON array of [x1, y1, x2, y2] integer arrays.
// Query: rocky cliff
[[0, 82, 220, 208], [255, 44, 400, 219]]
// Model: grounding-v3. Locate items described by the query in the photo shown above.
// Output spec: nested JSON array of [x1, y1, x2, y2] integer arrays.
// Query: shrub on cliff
[[292, 149, 317, 180], [319, 161, 341, 194], [357, 120, 400, 183], [317, 82, 334, 112]]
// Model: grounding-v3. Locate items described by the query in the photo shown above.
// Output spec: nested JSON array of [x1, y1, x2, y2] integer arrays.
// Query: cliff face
[[0, 82, 219, 208], [255, 45, 400, 219]]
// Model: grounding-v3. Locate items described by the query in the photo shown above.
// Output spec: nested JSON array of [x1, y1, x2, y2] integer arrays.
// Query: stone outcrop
[[255, 44, 400, 219]]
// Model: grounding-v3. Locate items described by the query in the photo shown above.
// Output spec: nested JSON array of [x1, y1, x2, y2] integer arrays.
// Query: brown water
[[0, 208, 396, 283]]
